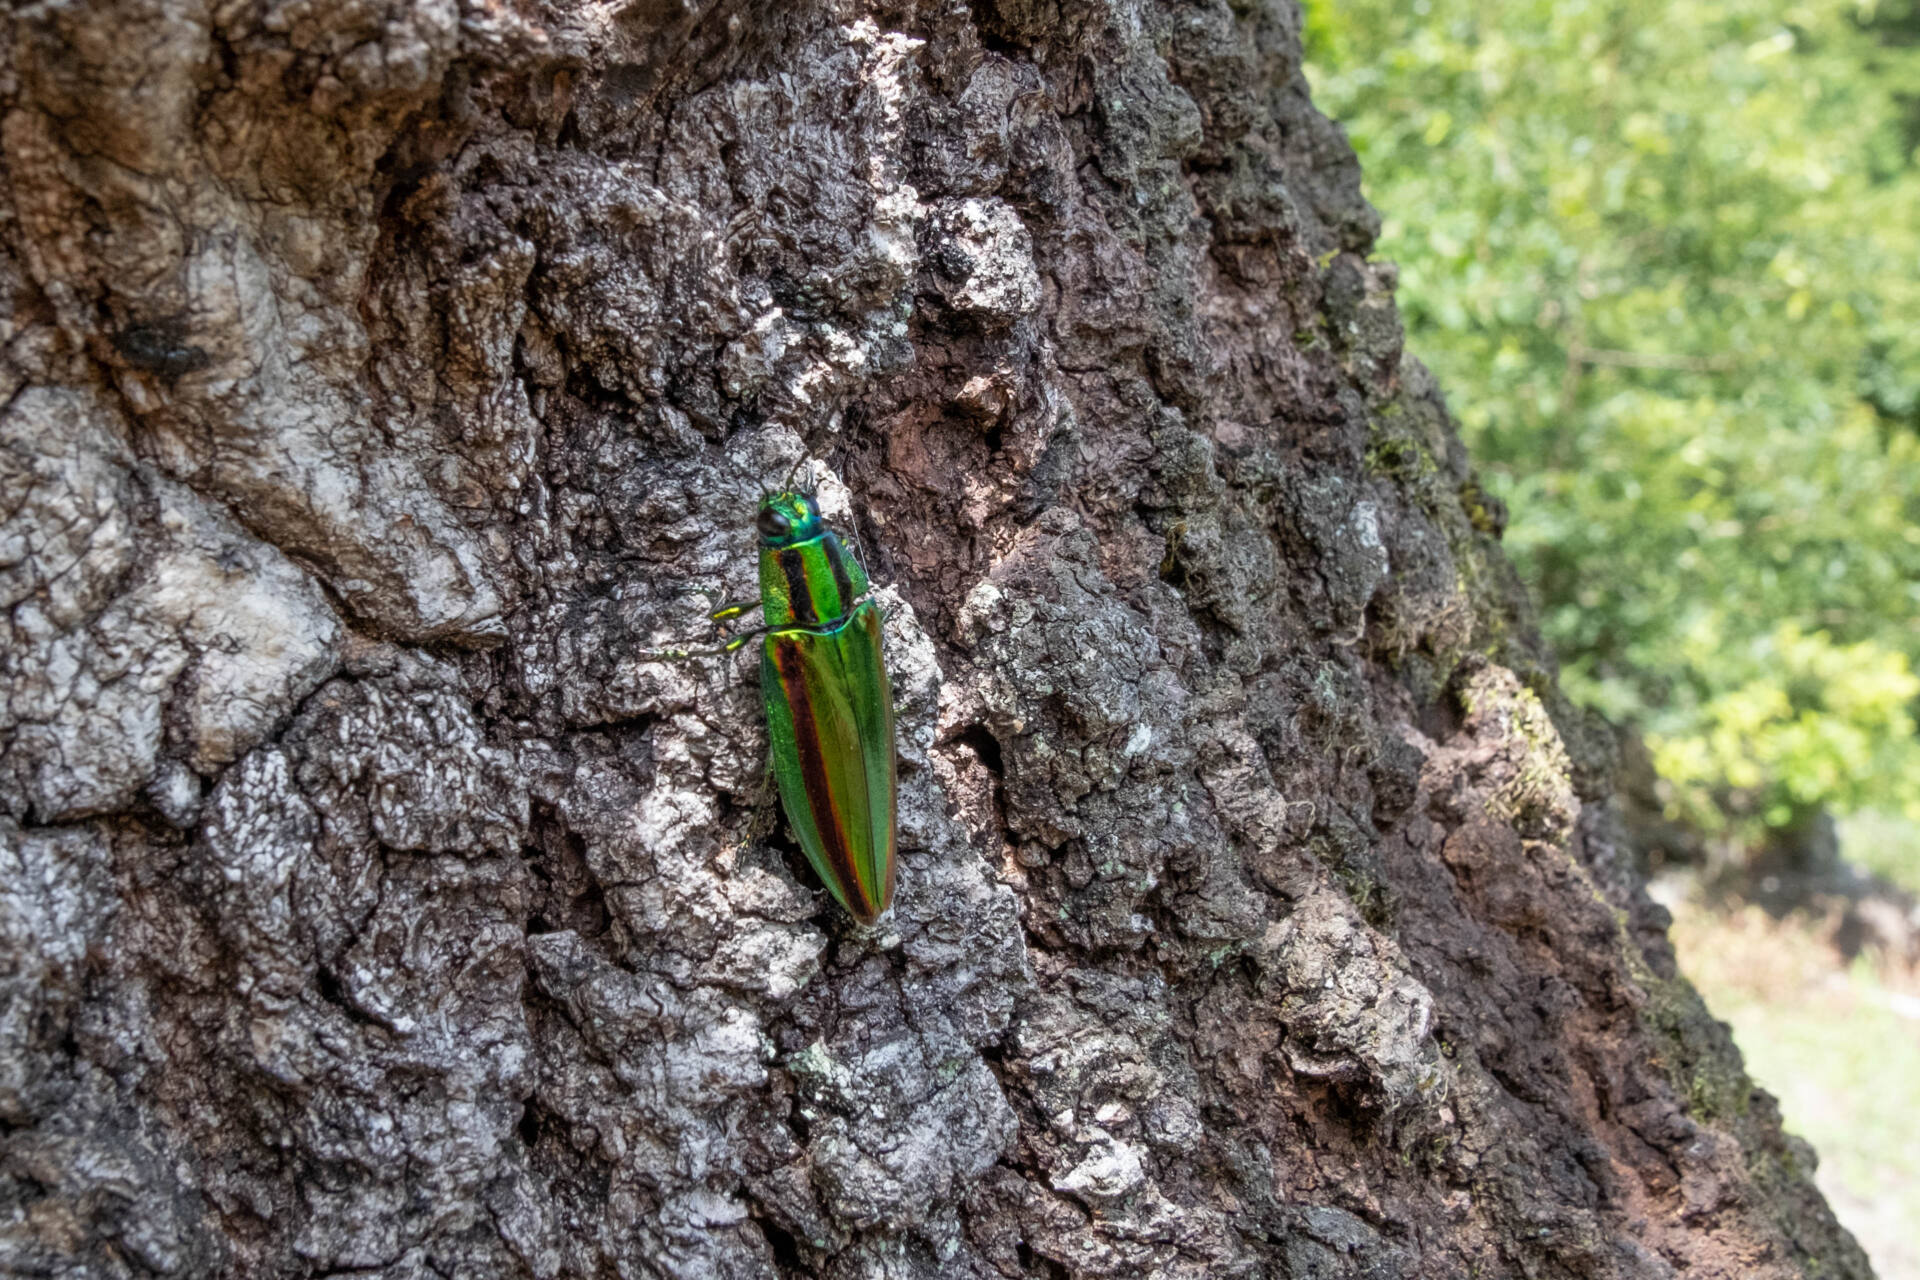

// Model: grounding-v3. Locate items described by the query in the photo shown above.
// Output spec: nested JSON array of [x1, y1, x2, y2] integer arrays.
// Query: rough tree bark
[[0, 1, 1875, 1277]]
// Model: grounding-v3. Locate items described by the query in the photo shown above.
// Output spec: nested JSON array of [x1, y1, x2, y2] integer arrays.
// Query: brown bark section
[[0, 1, 1871, 1277]]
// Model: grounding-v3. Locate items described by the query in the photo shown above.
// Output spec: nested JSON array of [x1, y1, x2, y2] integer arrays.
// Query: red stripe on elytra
[[774, 637, 875, 920]]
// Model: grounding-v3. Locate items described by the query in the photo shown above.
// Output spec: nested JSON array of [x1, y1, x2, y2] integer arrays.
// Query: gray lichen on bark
[[0, 1, 1874, 1278]]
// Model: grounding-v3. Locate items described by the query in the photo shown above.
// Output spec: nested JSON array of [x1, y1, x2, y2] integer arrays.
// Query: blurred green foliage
[[1305, 0, 1920, 856]]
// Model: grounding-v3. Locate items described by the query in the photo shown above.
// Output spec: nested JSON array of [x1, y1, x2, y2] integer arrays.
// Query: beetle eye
[[757, 507, 791, 539]]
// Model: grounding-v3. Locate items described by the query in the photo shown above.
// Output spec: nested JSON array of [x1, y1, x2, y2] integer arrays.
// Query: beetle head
[[757, 492, 825, 546]]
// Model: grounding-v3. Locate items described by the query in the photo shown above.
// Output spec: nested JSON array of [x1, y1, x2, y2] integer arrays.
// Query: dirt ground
[[1663, 879, 1920, 1280]]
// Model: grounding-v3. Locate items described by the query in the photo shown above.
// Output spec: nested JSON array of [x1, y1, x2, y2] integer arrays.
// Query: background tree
[[1307, 0, 1920, 872], [0, 1, 1875, 1277]]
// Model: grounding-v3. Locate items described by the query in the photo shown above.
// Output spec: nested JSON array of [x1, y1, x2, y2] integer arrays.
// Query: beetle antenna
[[776, 451, 809, 497]]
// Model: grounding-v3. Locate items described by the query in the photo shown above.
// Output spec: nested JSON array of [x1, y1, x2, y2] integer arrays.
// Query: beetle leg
[[640, 631, 761, 661], [742, 764, 782, 840]]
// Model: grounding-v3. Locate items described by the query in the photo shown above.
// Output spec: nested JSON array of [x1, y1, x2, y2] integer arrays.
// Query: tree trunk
[[0, 1, 1873, 1277]]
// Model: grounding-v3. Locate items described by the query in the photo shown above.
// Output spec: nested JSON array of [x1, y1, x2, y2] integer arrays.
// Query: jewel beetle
[[681, 490, 899, 924]]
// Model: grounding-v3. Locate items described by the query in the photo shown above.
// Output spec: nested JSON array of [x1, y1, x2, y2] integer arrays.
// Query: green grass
[[1668, 894, 1920, 1279]]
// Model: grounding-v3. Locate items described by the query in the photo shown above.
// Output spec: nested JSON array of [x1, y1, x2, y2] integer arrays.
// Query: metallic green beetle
[[707, 491, 898, 923]]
